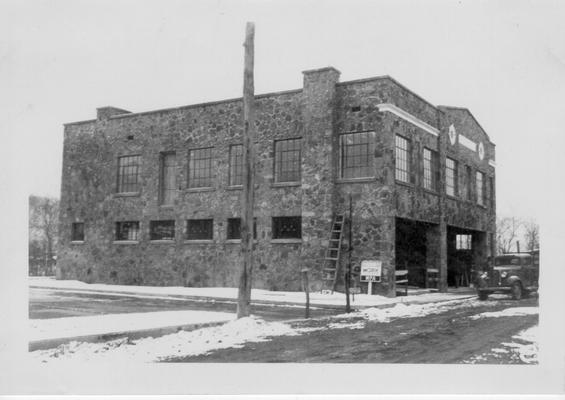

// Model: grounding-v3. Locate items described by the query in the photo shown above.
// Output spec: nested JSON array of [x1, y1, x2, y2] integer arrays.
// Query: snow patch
[[469, 307, 538, 320], [327, 321, 365, 330], [30, 316, 300, 363], [463, 325, 538, 364]]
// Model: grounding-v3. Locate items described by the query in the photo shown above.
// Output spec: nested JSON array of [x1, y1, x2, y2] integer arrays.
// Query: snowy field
[[30, 276, 474, 307], [30, 297, 532, 363]]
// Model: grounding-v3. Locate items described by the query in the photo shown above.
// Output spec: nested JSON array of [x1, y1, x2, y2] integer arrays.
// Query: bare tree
[[496, 216, 522, 254], [523, 219, 539, 251], [29, 195, 59, 275]]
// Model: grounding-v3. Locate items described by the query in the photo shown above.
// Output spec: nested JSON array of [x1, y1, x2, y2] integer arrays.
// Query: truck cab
[[477, 251, 539, 300]]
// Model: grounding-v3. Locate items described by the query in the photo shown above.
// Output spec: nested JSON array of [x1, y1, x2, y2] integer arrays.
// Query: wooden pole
[[345, 194, 353, 313], [301, 268, 310, 318], [237, 22, 256, 319]]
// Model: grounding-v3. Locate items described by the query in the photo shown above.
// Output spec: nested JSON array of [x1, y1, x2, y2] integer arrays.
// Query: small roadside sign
[[360, 260, 382, 283]]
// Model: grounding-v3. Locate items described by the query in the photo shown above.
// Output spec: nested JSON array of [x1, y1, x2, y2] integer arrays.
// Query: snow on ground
[[30, 316, 300, 363], [30, 277, 473, 307], [30, 296, 499, 363], [30, 310, 234, 342], [469, 307, 538, 320], [463, 325, 538, 364]]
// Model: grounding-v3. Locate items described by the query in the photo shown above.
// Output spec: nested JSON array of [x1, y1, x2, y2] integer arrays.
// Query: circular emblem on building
[[448, 124, 457, 145], [478, 141, 485, 160]]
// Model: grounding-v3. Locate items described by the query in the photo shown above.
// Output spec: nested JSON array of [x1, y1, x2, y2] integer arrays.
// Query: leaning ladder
[[322, 214, 345, 292]]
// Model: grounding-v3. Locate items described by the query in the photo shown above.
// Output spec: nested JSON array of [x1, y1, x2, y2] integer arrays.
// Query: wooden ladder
[[322, 214, 345, 292]]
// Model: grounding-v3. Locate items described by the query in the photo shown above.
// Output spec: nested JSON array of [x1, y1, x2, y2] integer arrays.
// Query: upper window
[[159, 153, 176, 205], [339, 131, 375, 179], [115, 221, 140, 241], [489, 176, 495, 209], [446, 157, 458, 197], [274, 138, 301, 183], [422, 148, 439, 191], [465, 166, 473, 201], [188, 147, 213, 188], [272, 216, 302, 239], [229, 144, 244, 186], [395, 135, 410, 183], [227, 217, 257, 240], [150, 220, 175, 241], [71, 222, 84, 242], [185, 219, 213, 240], [117, 155, 141, 193], [476, 171, 485, 206], [456, 234, 472, 250]]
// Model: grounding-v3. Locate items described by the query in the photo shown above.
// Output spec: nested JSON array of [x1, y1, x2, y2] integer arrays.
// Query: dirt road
[[166, 297, 538, 363]]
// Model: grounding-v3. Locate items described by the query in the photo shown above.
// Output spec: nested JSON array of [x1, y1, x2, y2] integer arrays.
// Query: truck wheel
[[478, 291, 488, 301], [511, 282, 522, 300]]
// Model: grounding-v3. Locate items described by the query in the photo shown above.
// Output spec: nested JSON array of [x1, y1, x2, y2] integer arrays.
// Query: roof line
[[437, 105, 493, 144], [64, 88, 303, 126]]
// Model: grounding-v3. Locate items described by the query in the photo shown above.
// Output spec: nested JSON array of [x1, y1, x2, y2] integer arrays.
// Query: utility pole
[[345, 194, 353, 313], [237, 22, 256, 318]]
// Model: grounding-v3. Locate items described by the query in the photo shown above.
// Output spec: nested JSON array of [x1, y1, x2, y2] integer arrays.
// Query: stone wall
[[58, 68, 496, 296]]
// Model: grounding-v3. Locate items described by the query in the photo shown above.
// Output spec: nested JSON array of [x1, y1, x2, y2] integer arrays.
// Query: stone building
[[57, 67, 496, 296]]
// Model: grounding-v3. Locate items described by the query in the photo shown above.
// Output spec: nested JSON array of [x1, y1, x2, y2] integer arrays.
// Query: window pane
[[274, 138, 301, 182], [395, 135, 410, 183], [160, 153, 176, 205], [150, 220, 175, 240], [476, 171, 485, 206], [339, 132, 375, 179], [229, 145, 244, 186], [272, 216, 301, 239], [185, 219, 214, 240], [117, 155, 140, 193], [115, 221, 140, 241], [188, 148, 214, 188], [446, 157, 458, 197]]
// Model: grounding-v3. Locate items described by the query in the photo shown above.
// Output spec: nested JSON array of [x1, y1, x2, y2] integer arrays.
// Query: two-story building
[[57, 67, 496, 296]]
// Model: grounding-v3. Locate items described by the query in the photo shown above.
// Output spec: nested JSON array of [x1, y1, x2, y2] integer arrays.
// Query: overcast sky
[[2, 0, 564, 220]]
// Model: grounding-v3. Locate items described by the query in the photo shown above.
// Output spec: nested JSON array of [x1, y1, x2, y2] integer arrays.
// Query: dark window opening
[[71, 222, 84, 241], [339, 131, 375, 179], [117, 155, 141, 193], [150, 220, 175, 240], [127, 135, 134, 140], [489, 176, 494, 209], [274, 138, 301, 182], [351, 106, 361, 112], [115, 221, 140, 241], [272, 216, 302, 239], [466, 166, 473, 201], [185, 219, 213, 240], [227, 218, 257, 240], [188, 147, 214, 188], [229, 144, 244, 186]]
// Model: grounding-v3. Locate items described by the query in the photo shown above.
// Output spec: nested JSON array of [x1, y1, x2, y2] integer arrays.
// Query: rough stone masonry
[[57, 67, 496, 297]]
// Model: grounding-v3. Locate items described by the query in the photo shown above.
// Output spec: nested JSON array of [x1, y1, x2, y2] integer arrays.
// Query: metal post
[[301, 268, 310, 318]]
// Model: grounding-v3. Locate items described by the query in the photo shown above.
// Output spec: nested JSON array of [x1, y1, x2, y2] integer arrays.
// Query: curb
[[29, 319, 229, 352]]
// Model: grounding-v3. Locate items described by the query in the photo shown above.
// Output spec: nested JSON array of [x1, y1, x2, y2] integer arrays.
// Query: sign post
[[360, 260, 382, 296]]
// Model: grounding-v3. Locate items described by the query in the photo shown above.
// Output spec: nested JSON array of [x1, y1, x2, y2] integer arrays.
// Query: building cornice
[[377, 103, 439, 137]]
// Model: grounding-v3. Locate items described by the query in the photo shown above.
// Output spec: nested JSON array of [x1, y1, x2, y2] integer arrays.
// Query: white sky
[[2, 0, 565, 220]]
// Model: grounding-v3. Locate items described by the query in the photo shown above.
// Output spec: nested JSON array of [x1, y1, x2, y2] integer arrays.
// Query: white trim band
[[489, 159, 496, 167], [377, 103, 439, 137], [459, 134, 477, 152]]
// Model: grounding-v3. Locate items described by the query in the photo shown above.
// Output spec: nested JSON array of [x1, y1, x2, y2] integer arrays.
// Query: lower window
[[227, 218, 257, 240], [150, 220, 175, 240], [115, 221, 140, 241], [185, 219, 213, 240], [71, 222, 84, 241], [272, 216, 301, 239]]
